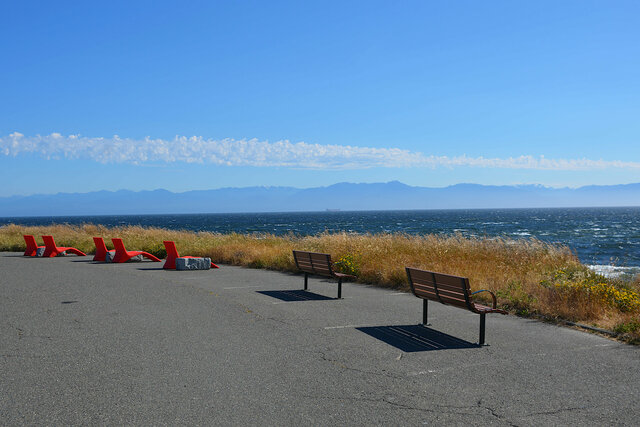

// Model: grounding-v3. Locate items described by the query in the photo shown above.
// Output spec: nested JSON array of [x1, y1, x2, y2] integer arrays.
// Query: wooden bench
[[405, 267, 506, 345], [292, 251, 356, 299]]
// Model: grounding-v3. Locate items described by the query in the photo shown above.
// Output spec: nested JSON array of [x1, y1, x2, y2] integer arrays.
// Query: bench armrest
[[471, 289, 498, 309]]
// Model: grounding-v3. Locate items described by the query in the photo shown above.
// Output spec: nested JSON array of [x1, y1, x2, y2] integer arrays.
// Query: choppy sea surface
[[2, 207, 639, 278]]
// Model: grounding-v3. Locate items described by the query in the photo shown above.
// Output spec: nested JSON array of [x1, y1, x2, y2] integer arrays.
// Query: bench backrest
[[111, 238, 128, 254], [93, 237, 108, 251], [163, 240, 180, 270], [293, 251, 334, 277], [23, 235, 40, 252], [42, 235, 58, 250], [93, 237, 110, 261], [405, 267, 473, 311], [163, 240, 180, 258]]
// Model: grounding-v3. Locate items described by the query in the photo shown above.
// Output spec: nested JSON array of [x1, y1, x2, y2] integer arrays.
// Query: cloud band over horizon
[[2, 132, 639, 171]]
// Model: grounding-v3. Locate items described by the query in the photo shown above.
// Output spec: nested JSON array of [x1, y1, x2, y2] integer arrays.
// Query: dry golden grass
[[2, 223, 638, 342]]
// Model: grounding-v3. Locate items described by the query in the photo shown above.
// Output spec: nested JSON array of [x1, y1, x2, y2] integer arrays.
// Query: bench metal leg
[[337, 278, 342, 299], [304, 272, 308, 290], [423, 299, 428, 325], [479, 313, 486, 346]]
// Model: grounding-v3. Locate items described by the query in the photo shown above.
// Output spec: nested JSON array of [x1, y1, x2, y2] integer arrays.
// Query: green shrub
[[542, 268, 640, 312], [496, 280, 537, 315], [333, 253, 360, 276], [614, 320, 640, 334]]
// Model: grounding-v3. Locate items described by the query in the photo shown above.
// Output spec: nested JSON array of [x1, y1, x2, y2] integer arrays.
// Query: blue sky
[[1, 0, 639, 197]]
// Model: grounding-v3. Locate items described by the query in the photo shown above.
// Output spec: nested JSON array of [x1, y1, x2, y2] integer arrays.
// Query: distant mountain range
[[1, 181, 639, 216]]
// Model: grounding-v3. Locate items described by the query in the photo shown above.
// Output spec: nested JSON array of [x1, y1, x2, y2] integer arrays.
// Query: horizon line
[[3, 205, 640, 220]]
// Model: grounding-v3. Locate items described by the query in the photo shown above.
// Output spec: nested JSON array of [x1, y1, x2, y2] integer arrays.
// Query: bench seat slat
[[435, 276, 469, 289], [409, 272, 469, 295], [411, 276, 468, 290], [412, 284, 467, 298], [409, 269, 466, 283], [413, 288, 467, 302], [412, 281, 467, 294], [415, 294, 469, 308], [414, 291, 468, 305], [296, 260, 331, 270], [301, 267, 332, 275]]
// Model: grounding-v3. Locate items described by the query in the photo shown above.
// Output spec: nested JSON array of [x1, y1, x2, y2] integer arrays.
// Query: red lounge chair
[[23, 235, 45, 256], [111, 238, 161, 263], [92, 237, 115, 261], [42, 235, 86, 257], [162, 240, 219, 270]]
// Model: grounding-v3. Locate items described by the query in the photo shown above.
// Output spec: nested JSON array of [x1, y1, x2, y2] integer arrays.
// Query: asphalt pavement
[[1, 252, 638, 425]]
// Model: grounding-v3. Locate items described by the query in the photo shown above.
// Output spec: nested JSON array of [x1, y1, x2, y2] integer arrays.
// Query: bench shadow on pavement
[[356, 324, 478, 352], [257, 289, 335, 302]]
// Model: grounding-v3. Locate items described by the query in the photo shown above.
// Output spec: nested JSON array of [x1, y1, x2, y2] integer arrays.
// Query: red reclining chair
[[92, 237, 115, 262], [162, 240, 219, 270], [23, 235, 45, 256], [42, 235, 86, 257], [111, 238, 161, 263]]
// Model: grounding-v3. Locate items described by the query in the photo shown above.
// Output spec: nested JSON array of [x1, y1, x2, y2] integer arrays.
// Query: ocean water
[[2, 207, 639, 278]]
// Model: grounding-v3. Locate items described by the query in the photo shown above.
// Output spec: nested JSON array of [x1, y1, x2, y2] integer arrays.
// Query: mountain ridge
[[1, 182, 639, 216]]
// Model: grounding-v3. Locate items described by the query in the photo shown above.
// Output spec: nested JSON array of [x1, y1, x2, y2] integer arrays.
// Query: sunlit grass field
[[2, 223, 639, 342]]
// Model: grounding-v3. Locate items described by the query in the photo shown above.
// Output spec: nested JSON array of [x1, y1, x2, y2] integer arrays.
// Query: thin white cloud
[[2, 132, 639, 171]]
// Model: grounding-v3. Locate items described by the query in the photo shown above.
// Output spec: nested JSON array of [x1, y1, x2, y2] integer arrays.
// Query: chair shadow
[[257, 289, 335, 302], [7, 255, 89, 260], [356, 324, 478, 352]]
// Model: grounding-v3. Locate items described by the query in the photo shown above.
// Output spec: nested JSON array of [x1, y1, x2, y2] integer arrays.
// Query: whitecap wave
[[587, 265, 640, 279]]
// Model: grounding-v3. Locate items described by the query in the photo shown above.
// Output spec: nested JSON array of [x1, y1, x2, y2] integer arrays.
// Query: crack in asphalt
[[313, 350, 405, 380], [7, 323, 24, 337], [524, 406, 588, 417], [476, 398, 518, 426], [265, 316, 292, 326], [300, 393, 512, 420], [300, 394, 440, 413], [6, 323, 54, 341], [476, 398, 587, 424], [236, 300, 295, 326]]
